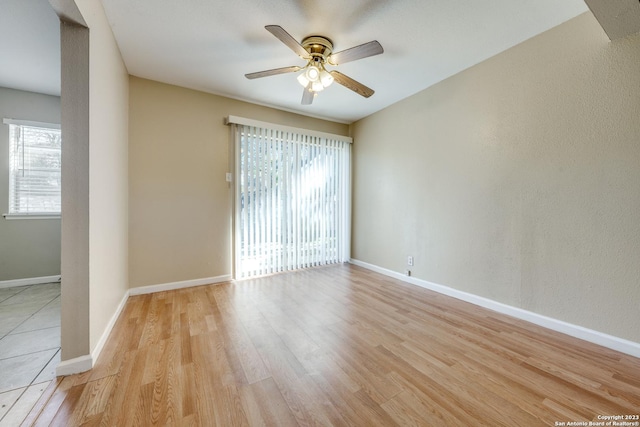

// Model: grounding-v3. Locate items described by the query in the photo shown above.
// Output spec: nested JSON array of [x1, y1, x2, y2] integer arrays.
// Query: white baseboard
[[56, 354, 93, 376], [0, 275, 61, 289], [349, 259, 640, 358], [128, 275, 232, 296], [54, 292, 128, 377], [91, 290, 130, 366]]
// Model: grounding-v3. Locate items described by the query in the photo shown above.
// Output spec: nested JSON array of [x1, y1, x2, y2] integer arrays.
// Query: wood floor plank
[[210, 285, 271, 385], [309, 323, 403, 405], [64, 374, 116, 426], [99, 347, 148, 426], [190, 331, 250, 426], [26, 264, 640, 426], [381, 389, 459, 427], [386, 370, 498, 427], [149, 336, 180, 425], [180, 361, 196, 419], [307, 372, 398, 426], [239, 378, 298, 427]]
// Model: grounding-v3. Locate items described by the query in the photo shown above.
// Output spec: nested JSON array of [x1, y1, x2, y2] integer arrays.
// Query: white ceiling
[[0, 0, 60, 97], [1, 0, 590, 123]]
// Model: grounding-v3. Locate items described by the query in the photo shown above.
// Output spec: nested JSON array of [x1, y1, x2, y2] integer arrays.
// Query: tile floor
[[0, 282, 60, 426]]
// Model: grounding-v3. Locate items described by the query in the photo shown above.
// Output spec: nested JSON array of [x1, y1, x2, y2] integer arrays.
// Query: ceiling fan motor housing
[[301, 36, 333, 62]]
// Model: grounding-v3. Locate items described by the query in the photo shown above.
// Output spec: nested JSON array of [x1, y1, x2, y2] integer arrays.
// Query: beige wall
[[0, 87, 61, 281], [351, 13, 640, 343], [81, 0, 129, 352], [128, 77, 348, 288]]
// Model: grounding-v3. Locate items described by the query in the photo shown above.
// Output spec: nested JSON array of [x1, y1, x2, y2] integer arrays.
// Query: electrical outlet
[[407, 256, 414, 266]]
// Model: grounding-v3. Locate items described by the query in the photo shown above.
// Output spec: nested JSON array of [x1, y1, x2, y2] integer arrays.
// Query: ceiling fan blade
[[328, 40, 383, 65], [330, 71, 375, 98], [245, 66, 301, 80], [301, 85, 315, 105], [265, 25, 310, 59]]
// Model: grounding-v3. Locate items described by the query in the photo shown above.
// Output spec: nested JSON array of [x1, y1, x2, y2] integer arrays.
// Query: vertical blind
[[5, 121, 62, 214], [232, 120, 351, 279]]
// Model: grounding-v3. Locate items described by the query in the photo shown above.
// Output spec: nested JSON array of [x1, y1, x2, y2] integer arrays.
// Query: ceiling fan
[[245, 25, 383, 105]]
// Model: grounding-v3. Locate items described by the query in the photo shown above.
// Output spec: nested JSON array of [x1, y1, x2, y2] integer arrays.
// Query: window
[[4, 119, 62, 216], [230, 116, 351, 279]]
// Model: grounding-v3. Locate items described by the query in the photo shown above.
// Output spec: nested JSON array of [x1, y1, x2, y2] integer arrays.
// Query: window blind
[[6, 121, 62, 214], [232, 121, 351, 279]]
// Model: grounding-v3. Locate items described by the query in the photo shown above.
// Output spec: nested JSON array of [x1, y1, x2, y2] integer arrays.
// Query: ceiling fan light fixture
[[305, 65, 320, 82], [299, 64, 329, 91], [320, 69, 334, 87], [297, 72, 310, 87]]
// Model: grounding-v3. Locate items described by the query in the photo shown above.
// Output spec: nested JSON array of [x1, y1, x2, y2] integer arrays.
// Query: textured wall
[[0, 87, 61, 281], [128, 76, 349, 288], [59, 19, 90, 361], [351, 13, 640, 343]]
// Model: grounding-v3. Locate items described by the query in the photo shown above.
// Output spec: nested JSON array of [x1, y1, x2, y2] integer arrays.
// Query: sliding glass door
[[232, 121, 351, 279]]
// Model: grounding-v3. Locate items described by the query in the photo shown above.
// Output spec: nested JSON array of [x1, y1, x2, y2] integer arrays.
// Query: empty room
[[1, 0, 639, 425]]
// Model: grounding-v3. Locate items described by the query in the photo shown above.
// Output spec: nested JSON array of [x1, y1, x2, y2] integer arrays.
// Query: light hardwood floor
[[24, 265, 640, 426]]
